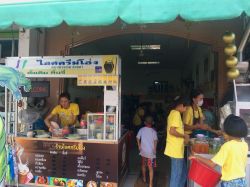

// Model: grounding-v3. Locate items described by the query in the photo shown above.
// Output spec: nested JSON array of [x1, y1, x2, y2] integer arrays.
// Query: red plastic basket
[[188, 159, 221, 187]]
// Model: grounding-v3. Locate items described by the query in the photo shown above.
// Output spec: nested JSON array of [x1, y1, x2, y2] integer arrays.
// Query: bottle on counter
[[80, 114, 87, 129], [193, 138, 209, 154], [209, 138, 222, 154]]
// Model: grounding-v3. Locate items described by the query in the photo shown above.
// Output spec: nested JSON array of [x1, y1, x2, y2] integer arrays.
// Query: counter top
[[15, 131, 129, 145], [15, 137, 118, 144]]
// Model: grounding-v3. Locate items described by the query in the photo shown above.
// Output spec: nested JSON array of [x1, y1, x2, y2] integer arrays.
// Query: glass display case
[[87, 113, 117, 141], [87, 113, 104, 140], [106, 113, 116, 140]]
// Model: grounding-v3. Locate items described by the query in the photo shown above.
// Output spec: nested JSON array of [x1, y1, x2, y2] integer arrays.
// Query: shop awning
[[0, 0, 250, 29]]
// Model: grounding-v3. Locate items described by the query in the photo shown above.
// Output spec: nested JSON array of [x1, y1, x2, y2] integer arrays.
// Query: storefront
[[4, 55, 129, 187], [0, 1, 250, 187]]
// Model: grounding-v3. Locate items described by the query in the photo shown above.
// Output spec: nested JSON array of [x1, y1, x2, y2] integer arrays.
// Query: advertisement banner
[[6, 55, 119, 78], [15, 138, 118, 187]]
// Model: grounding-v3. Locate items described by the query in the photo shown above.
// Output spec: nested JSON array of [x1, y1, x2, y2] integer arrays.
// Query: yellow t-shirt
[[183, 106, 204, 135], [211, 140, 248, 181], [133, 114, 142, 126], [164, 110, 184, 158], [51, 103, 79, 127]]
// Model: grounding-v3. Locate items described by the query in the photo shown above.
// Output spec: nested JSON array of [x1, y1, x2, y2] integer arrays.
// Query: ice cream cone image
[[16, 144, 33, 184]]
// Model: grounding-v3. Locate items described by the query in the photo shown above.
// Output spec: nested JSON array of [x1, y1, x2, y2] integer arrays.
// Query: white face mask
[[197, 100, 204, 107]]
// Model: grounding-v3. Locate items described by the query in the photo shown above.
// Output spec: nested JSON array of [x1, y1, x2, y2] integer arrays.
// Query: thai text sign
[[15, 138, 118, 186], [6, 55, 119, 78], [77, 75, 118, 86]]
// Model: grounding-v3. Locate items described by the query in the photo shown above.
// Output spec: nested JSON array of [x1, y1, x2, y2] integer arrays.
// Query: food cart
[[4, 55, 129, 187], [188, 80, 250, 187]]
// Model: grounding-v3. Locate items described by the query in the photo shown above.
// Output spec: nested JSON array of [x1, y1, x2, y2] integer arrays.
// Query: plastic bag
[[18, 109, 40, 125]]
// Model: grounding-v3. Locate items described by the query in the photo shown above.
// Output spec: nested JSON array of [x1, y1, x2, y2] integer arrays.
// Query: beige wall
[[44, 18, 245, 104]]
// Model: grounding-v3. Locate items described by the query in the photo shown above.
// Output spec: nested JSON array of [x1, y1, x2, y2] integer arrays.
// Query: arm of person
[[154, 140, 157, 153], [69, 114, 78, 125], [206, 127, 223, 136], [136, 130, 141, 150], [44, 113, 55, 131], [153, 130, 158, 153], [136, 137, 141, 150], [184, 124, 198, 131], [189, 155, 217, 168], [169, 127, 190, 144], [169, 127, 190, 143], [190, 143, 227, 169], [199, 112, 205, 125], [169, 127, 186, 138], [69, 103, 80, 125], [198, 109, 210, 130], [184, 122, 210, 131]]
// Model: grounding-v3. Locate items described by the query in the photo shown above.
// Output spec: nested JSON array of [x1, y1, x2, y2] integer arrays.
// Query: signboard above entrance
[[77, 75, 118, 86], [5, 55, 120, 78]]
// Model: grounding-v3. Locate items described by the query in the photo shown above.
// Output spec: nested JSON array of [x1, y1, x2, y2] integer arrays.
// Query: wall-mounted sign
[[15, 138, 118, 187], [77, 75, 118, 86], [21, 81, 50, 97], [6, 55, 120, 78]]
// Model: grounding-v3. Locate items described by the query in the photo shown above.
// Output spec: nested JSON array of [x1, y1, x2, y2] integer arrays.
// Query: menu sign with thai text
[[15, 138, 118, 187]]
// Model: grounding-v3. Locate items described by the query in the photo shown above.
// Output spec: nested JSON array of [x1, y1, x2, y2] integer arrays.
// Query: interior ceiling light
[[138, 61, 160, 65], [131, 45, 160, 50]]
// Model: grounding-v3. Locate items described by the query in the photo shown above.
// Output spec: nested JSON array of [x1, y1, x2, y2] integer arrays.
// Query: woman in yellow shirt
[[190, 114, 248, 186], [164, 96, 190, 187], [183, 89, 210, 137], [45, 92, 79, 132], [132, 107, 145, 135]]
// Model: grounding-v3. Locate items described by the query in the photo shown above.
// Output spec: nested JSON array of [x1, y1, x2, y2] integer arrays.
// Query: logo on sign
[[95, 66, 102, 73]]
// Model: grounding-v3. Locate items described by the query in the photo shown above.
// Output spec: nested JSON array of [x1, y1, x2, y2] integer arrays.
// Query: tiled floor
[[123, 137, 170, 187]]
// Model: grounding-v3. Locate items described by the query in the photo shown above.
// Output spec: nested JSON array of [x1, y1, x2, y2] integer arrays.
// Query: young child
[[136, 116, 158, 187], [164, 96, 190, 187], [190, 114, 249, 187]]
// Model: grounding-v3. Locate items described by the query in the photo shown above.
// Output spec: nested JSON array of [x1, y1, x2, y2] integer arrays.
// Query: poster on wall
[[6, 55, 120, 78], [21, 81, 50, 97], [15, 138, 118, 187]]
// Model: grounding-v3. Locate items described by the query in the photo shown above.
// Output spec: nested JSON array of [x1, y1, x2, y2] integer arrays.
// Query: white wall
[[184, 45, 216, 98]]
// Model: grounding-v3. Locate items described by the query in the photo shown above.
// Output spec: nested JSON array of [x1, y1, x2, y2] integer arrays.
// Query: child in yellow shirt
[[190, 114, 248, 187], [164, 96, 189, 187]]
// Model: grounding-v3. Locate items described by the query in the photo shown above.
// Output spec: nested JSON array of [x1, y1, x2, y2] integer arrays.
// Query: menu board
[[15, 138, 118, 187]]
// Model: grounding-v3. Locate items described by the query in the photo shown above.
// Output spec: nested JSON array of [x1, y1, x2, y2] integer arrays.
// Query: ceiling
[[70, 33, 207, 70]]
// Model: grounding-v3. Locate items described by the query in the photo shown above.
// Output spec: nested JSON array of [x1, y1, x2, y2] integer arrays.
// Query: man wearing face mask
[[183, 89, 210, 138]]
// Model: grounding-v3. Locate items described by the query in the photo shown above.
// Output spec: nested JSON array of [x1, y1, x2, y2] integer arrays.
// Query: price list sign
[[15, 138, 118, 186]]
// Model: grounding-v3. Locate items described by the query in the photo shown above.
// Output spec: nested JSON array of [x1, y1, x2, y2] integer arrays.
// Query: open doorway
[[69, 33, 217, 127], [68, 33, 218, 186]]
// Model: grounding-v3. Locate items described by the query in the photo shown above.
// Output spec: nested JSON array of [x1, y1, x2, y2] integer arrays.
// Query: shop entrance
[[67, 33, 218, 186]]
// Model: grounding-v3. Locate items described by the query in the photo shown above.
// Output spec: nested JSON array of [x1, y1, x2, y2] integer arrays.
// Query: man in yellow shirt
[[164, 96, 189, 187], [45, 92, 79, 132], [190, 114, 248, 186]]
